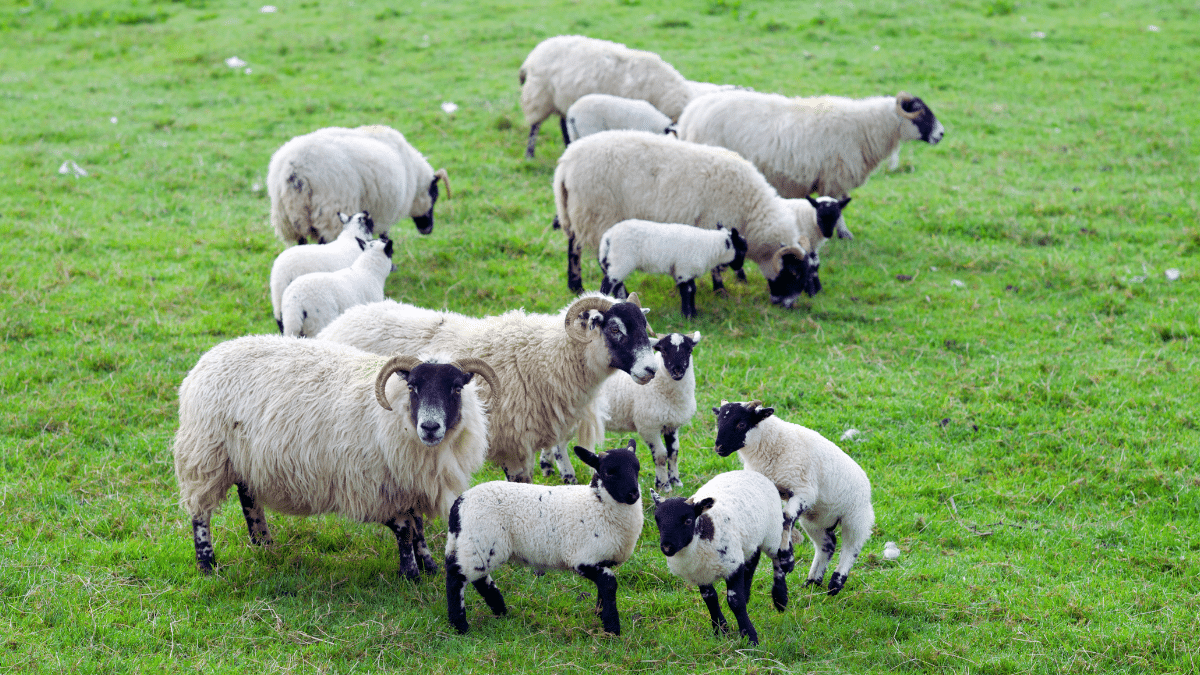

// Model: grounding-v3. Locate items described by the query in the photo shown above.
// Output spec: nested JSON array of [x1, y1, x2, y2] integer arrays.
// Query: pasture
[[1, 0, 1197, 672]]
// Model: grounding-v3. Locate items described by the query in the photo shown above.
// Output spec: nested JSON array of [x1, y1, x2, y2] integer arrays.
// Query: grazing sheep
[[267, 124, 450, 244], [446, 441, 643, 635], [651, 469, 789, 645], [566, 94, 675, 143], [713, 401, 875, 596], [792, 196, 852, 296], [553, 130, 820, 307], [317, 292, 658, 483], [678, 89, 944, 232], [269, 210, 374, 332], [173, 336, 500, 579], [599, 221, 748, 318], [280, 238, 395, 338]]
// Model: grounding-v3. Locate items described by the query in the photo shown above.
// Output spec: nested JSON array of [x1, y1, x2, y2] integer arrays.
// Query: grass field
[[1, 0, 1198, 672]]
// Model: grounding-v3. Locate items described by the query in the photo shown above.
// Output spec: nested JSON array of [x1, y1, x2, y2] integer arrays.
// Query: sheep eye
[[454, 386, 463, 394], [736, 422, 746, 430], [684, 517, 692, 526], [408, 385, 417, 393]]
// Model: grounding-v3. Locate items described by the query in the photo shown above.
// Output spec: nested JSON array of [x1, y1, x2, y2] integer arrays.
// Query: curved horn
[[748, 400, 763, 409], [450, 357, 501, 405], [625, 292, 642, 309], [895, 91, 920, 120], [374, 355, 423, 411], [771, 244, 808, 267], [434, 168, 451, 199], [563, 296, 615, 343]]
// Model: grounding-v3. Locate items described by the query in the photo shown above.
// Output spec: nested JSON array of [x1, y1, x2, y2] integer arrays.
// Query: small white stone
[[441, 101, 459, 114], [1031, 31, 1046, 39], [58, 160, 88, 177], [1165, 268, 1181, 281], [260, 5, 277, 12], [951, 279, 966, 288], [840, 428, 860, 442], [244, 68, 252, 74], [1147, 25, 1160, 32], [110, 117, 118, 124], [883, 542, 901, 560], [251, 182, 262, 192], [873, 45, 880, 51], [225, 56, 247, 68]]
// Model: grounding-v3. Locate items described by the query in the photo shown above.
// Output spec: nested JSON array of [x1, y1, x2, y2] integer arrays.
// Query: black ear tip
[[712, 407, 720, 414]]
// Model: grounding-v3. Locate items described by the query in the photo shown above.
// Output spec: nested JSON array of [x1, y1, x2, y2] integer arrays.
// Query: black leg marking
[[736, 268, 747, 282], [678, 279, 697, 318], [385, 517, 420, 581], [235, 482, 272, 546], [473, 576, 508, 616], [600, 275, 615, 295], [744, 550, 762, 606], [699, 584, 728, 635], [711, 267, 725, 294], [828, 572, 847, 596], [275, 318, 283, 334], [412, 514, 438, 575], [567, 233, 584, 293], [664, 429, 682, 488], [446, 553, 470, 634], [540, 449, 555, 476], [771, 557, 789, 611], [725, 564, 758, 645], [525, 122, 540, 159], [577, 563, 620, 635], [296, 236, 307, 246], [559, 115, 570, 147], [192, 517, 215, 574]]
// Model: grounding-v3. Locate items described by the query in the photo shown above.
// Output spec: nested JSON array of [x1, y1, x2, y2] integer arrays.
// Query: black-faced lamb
[[269, 210, 374, 332], [267, 124, 450, 244], [713, 401, 875, 596], [599, 221, 747, 318], [316, 292, 658, 483], [566, 94, 675, 143], [679, 89, 944, 234], [280, 238, 395, 338], [173, 336, 500, 579], [553, 130, 826, 307], [446, 441, 643, 635], [652, 469, 789, 645]]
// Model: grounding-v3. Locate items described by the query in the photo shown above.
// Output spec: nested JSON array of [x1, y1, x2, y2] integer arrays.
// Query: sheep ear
[[756, 407, 776, 421], [716, 223, 726, 231], [356, 237, 366, 251], [806, 196, 819, 209], [338, 212, 351, 224], [690, 331, 702, 344], [574, 446, 601, 469], [625, 438, 637, 452], [711, 406, 721, 415], [641, 308, 651, 316], [650, 489, 665, 506], [838, 197, 852, 210], [383, 239, 394, 258], [692, 497, 715, 517]]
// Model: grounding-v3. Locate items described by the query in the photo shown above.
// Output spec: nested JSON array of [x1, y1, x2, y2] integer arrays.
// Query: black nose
[[420, 421, 441, 434], [661, 544, 675, 556]]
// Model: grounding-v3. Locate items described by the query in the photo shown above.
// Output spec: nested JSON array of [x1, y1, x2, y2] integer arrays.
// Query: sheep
[[598, 220, 748, 318], [173, 335, 500, 579], [565, 94, 675, 143], [678, 90, 945, 236], [280, 238, 396, 338], [445, 440, 643, 635], [553, 130, 825, 307], [316, 292, 659, 483], [651, 469, 789, 645], [267, 124, 451, 245], [269, 210, 374, 333], [517, 35, 731, 158], [792, 196, 853, 297], [713, 401, 875, 596]]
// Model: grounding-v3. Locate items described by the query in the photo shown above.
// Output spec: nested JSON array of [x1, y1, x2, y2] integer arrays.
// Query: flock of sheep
[[173, 35, 944, 643]]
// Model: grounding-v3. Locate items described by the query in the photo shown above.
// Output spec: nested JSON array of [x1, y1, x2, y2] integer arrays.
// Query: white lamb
[[445, 441, 643, 635], [713, 401, 875, 596], [173, 336, 500, 579], [598, 221, 748, 318], [268, 210, 374, 332], [651, 469, 789, 646], [566, 94, 675, 143], [267, 124, 450, 244], [280, 238, 395, 338]]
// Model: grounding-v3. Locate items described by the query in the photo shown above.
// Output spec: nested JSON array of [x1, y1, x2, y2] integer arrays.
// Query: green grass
[[1, 0, 1198, 672]]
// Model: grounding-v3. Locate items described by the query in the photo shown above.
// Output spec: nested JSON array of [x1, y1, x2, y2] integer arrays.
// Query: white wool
[[603, 353, 695, 492], [599, 220, 738, 285], [268, 212, 371, 327], [280, 239, 393, 338], [566, 94, 674, 142]]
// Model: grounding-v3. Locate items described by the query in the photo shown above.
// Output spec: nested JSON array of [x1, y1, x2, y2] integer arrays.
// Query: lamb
[[651, 469, 789, 646], [517, 35, 730, 158], [280, 238, 395, 338], [269, 211, 374, 332], [565, 94, 675, 143], [678, 89, 944, 236], [599, 221, 748, 318], [713, 401, 875, 596], [553, 130, 827, 307], [792, 196, 853, 297], [173, 335, 500, 579], [446, 441, 643, 635], [267, 124, 450, 245], [316, 292, 659, 483]]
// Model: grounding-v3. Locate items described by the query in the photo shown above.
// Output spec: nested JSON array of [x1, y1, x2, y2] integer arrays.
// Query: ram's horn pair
[[895, 92, 921, 120], [374, 356, 501, 410], [564, 293, 644, 343]]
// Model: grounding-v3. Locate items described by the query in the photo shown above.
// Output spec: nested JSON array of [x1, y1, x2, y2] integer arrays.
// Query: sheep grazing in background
[[598, 220, 747, 317], [280, 238, 395, 338], [173, 336, 500, 579], [517, 35, 731, 158], [267, 124, 450, 245], [652, 469, 789, 645], [566, 94, 675, 143], [678, 89, 944, 232], [317, 292, 658, 483], [713, 401, 875, 596], [269, 210, 374, 332], [552, 130, 821, 307], [793, 196, 852, 296], [446, 441, 643, 635]]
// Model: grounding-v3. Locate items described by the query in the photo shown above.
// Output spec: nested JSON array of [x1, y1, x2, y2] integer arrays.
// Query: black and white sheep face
[[806, 196, 852, 241], [597, 302, 658, 384], [712, 401, 776, 457], [400, 363, 475, 446], [767, 251, 813, 308], [576, 440, 641, 505], [411, 178, 440, 235], [338, 210, 376, 237], [654, 332, 701, 381], [652, 493, 715, 557], [898, 95, 945, 145]]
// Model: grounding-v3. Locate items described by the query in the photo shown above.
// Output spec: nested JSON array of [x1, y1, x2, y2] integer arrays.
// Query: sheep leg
[[698, 584, 728, 635], [828, 519, 870, 597], [472, 575, 508, 616], [558, 115, 570, 147], [577, 563, 621, 635], [550, 444, 577, 484], [800, 519, 836, 590], [677, 279, 698, 318], [664, 428, 683, 488], [724, 563, 758, 645], [501, 462, 533, 483], [412, 514, 438, 575], [567, 233, 584, 294], [735, 268, 747, 282], [524, 122, 541, 159], [710, 267, 726, 294], [778, 492, 809, 574], [743, 549, 762, 607], [600, 276, 628, 299], [385, 515, 421, 581], [191, 515, 216, 574], [538, 447, 557, 477], [235, 481, 272, 546], [642, 431, 671, 494], [770, 552, 789, 611], [445, 551, 471, 634]]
